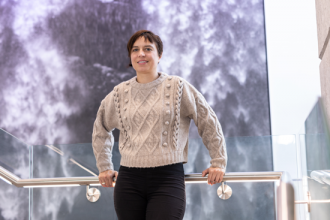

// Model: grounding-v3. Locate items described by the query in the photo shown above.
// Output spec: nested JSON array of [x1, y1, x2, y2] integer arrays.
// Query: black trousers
[[114, 163, 186, 220]]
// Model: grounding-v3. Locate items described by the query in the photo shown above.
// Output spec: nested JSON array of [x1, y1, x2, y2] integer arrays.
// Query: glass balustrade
[[0, 128, 31, 219], [6, 108, 330, 219], [296, 98, 330, 220], [0, 128, 30, 179], [3, 103, 330, 220], [0, 133, 298, 220], [28, 137, 276, 219], [29, 136, 277, 220]]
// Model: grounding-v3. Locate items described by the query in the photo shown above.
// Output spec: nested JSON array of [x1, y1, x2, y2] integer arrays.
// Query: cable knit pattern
[[92, 91, 120, 172], [173, 78, 184, 150], [194, 93, 227, 168], [113, 85, 129, 150], [92, 72, 227, 172], [131, 86, 161, 154]]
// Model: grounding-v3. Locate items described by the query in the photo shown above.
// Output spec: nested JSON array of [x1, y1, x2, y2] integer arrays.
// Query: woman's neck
[[136, 72, 160, 84]]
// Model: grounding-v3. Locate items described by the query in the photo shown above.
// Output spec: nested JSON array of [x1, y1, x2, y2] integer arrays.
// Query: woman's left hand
[[202, 167, 225, 186]]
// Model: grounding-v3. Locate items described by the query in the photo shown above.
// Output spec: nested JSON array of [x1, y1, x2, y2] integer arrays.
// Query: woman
[[92, 30, 227, 220]]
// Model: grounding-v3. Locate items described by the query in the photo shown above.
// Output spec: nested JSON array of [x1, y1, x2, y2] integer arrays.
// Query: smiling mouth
[[137, 61, 148, 63]]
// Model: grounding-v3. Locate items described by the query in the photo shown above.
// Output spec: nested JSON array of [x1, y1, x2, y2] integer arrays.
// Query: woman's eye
[[132, 49, 138, 52], [146, 48, 151, 51]]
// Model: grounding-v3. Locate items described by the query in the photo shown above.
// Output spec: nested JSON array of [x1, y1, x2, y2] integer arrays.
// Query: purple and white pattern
[[0, 0, 272, 219]]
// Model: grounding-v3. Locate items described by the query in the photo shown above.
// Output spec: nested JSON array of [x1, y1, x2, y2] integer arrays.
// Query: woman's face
[[130, 37, 161, 75]]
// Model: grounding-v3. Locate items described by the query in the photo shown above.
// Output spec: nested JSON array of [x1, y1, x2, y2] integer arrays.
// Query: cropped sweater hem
[[120, 150, 187, 168]]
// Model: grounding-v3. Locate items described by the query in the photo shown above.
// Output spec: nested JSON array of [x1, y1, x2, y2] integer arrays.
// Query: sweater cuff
[[98, 164, 114, 174], [210, 159, 226, 171]]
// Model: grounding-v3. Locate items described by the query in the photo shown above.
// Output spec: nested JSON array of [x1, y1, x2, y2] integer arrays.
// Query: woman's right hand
[[98, 170, 118, 187]]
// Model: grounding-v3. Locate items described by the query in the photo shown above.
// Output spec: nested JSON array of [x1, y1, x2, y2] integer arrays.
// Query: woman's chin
[[135, 68, 153, 74]]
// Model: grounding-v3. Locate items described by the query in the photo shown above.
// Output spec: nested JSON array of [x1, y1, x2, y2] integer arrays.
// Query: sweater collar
[[130, 72, 168, 89]]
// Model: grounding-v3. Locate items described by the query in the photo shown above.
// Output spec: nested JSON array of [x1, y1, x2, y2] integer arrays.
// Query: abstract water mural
[[0, 0, 273, 219]]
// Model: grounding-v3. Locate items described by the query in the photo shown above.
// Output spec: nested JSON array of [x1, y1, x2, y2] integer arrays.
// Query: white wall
[[264, 1, 320, 219], [264, 0, 321, 136]]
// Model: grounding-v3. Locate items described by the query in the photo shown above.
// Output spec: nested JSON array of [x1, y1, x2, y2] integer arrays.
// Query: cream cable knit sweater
[[92, 72, 227, 173]]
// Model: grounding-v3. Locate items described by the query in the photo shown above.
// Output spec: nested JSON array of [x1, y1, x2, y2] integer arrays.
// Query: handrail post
[[276, 172, 295, 220]]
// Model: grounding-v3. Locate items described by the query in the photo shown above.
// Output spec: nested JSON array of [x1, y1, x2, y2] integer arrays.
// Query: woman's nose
[[138, 50, 145, 57]]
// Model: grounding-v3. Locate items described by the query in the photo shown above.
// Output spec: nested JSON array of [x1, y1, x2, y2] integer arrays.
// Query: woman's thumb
[[202, 168, 209, 177]]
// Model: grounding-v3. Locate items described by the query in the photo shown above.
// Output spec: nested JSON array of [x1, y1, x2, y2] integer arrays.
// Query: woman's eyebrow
[[132, 45, 154, 48]]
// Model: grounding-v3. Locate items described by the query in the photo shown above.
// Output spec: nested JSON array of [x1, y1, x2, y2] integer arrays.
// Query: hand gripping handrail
[[0, 166, 283, 187], [0, 166, 295, 220], [0, 166, 283, 188]]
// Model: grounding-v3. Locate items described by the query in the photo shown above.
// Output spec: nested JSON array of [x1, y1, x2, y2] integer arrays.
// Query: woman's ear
[[158, 54, 162, 64]]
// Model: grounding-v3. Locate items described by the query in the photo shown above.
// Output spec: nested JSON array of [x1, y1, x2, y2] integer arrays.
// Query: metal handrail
[[1, 166, 296, 219], [0, 166, 284, 187]]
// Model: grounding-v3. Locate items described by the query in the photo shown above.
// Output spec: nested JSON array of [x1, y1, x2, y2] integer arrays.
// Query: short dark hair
[[126, 30, 163, 67]]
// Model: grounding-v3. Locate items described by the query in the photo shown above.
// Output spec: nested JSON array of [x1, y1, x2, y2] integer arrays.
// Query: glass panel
[[0, 128, 30, 219], [298, 133, 330, 220], [183, 136, 275, 219], [29, 135, 276, 219], [31, 142, 122, 178], [184, 136, 274, 174], [271, 135, 298, 180], [30, 143, 120, 219], [1, 127, 306, 219], [0, 128, 30, 178], [184, 182, 275, 219], [271, 134, 305, 219], [31, 186, 117, 220], [297, 98, 330, 220]]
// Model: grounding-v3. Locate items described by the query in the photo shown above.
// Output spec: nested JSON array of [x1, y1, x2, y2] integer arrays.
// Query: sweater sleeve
[[180, 79, 227, 170], [92, 89, 120, 173]]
